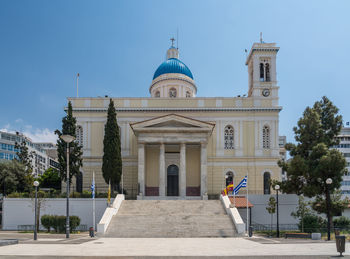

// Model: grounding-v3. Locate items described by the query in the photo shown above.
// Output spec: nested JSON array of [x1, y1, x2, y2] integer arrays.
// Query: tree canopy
[[102, 99, 122, 190], [38, 168, 61, 190], [0, 160, 33, 195], [278, 96, 346, 197], [55, 101, 83, 183], [15, 140, 34, 173]]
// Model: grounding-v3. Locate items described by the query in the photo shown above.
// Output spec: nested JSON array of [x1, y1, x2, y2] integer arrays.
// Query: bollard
[[249, 226, 253, 237], [89, 227, 94, 238], [335, 235, 345, 257]]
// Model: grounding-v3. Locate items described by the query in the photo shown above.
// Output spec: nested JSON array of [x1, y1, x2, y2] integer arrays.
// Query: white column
[[159, 143, 165, 196], [180, 143, 186, 197], [138, 143, 145, 196], [200, 142, 207, 197]]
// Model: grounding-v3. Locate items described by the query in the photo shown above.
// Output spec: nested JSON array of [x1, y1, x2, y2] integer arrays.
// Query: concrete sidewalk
[[0, 236, 347, 258]]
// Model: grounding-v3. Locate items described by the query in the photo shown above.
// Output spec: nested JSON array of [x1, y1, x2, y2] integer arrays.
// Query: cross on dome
[[170, 37, 175, 47]]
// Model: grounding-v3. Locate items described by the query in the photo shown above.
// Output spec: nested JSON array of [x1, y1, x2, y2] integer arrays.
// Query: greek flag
[[91, 179, 95, 199], [233, 176, 247, 195]]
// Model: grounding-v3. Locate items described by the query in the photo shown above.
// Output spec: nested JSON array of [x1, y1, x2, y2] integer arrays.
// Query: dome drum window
[[224, 125, 234, 150], [169, 88, 177, 98]]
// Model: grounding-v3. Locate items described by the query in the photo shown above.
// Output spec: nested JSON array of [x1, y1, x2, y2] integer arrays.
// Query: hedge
[[41, 215, 81, 233]]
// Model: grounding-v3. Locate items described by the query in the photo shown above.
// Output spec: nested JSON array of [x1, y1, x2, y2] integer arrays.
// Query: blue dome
[[153, 58, 193, 80]]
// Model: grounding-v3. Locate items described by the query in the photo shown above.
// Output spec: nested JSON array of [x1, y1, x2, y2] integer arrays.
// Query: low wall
[[220, 195, 245, 235], [2, 198, 113, 231], [97, 194, 124, 233], [237, 194, 301, 226]]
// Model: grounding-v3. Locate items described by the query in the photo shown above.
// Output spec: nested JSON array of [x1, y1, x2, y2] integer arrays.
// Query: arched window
[[259, 63, 264, 81], [169, 88, 177, 98], [76, 172, 83, 193], [224, 125, 234, 149], [262, 125, 270, 149], [155, 91, 160, 98], [265, 63, 270, 82], [76, 126, 83, 147], [186, 91, 191, 98], [263, 172, 271, 194], [225, 171, 234, 187]]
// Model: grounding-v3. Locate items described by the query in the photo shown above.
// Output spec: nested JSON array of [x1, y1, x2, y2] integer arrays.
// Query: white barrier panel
[[97, 194, 124, 234], [2, 198, 112, 231]]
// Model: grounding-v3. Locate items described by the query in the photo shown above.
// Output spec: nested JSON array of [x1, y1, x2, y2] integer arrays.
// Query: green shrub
[[42, 215, 81, 233], [300, 214, 326, 233], [57, 216, 66, 233], [41, 215, 52, 232], [70, 216, 80, 232], [334, 216, 350, 229], [81, 190, 92, 198]]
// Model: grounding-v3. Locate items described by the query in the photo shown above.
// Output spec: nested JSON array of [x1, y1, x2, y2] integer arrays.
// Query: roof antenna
[[177, 28, 179, 49], [260, 32, 263, 43], [76, 73, 80, 97]]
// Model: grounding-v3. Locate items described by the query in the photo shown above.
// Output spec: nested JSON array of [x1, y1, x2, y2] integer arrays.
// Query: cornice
[[71, 107, 282, 113]]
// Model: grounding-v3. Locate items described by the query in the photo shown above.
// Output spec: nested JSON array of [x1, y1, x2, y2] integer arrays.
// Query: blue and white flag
[[91, 178, 95, 199], [233, 176, 247, 195]]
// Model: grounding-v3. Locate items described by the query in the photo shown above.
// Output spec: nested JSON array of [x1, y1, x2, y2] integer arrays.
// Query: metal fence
[[17, 224, 88, 232]]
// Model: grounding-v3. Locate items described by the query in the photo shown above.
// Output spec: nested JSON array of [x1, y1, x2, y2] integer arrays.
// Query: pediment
[[146, 120, 200, 128], [130, 114, 215, 133]]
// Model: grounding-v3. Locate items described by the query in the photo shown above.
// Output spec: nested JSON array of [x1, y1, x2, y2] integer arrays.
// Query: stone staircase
[[103, 200, 237, 237]]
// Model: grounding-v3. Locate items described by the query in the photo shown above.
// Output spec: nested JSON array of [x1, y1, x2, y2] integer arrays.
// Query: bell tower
[[245, 37, 279, 104]]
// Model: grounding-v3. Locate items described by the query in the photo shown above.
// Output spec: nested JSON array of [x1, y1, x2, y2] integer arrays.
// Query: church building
[[69, 39, 282, 199]]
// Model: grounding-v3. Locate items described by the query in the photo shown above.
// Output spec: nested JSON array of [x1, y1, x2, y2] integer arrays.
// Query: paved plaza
[[0, 232, 348, 258]]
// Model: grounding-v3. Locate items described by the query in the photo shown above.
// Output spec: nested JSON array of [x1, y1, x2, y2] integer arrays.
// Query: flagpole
[[92, 171, 95, 231], [108, 179, 111, 206], [121, 171, 124, 195], [233, 178, 236, 207], [246, 172, 249, 234], [76, 73, 79, 98]]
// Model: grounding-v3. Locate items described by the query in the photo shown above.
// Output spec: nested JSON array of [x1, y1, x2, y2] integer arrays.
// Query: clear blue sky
[[1, 0, 349, 143]]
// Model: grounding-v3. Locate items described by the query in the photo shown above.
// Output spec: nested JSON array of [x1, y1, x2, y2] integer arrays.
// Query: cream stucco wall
[[71, 96, 281, 198]]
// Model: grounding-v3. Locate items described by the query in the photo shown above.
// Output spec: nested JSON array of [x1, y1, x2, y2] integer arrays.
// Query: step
[[103, 200, 237, 238]]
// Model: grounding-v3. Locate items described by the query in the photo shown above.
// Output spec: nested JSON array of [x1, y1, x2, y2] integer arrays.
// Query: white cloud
[[23, 128, 57, 143], [1, 123, 57, 143], [15, 118, 23, 123], [0, 124, 15, 133]]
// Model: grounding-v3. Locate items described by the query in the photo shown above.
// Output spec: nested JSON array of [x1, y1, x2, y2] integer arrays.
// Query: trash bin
[[89, 227, 94, 238], [335, 235, 345, 256], [249, 226, 253, 237]]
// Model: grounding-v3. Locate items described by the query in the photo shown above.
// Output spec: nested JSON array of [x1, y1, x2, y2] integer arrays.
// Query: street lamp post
[[326, 178, 333, 241], [275, 184, 280, 238], [60, 134, 75, 239], [33, 180, 39, 241]]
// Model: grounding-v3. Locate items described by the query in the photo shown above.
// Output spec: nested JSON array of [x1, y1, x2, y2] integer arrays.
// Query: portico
[[131, 114, 214, 200]]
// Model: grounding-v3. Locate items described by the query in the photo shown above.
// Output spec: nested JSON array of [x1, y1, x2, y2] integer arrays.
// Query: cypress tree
[[102, 99, 122, 191], [55, 101, 83, 184]]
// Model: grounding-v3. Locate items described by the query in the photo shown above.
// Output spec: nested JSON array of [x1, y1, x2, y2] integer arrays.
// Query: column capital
[[200, 141, 207, 147]]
